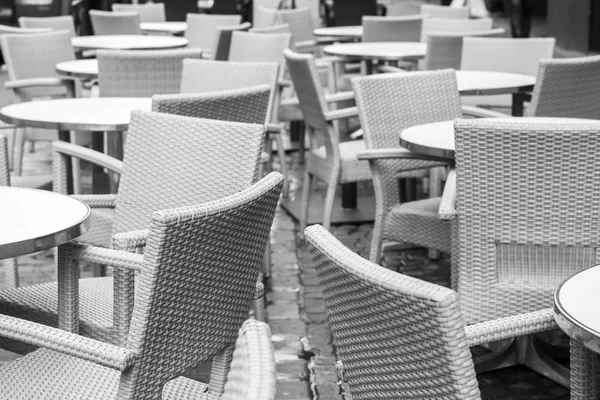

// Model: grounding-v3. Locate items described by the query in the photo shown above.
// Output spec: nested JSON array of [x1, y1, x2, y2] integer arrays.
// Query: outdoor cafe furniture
[[420, 16, 493, 41], [0, 111, 270, 352], [305, 223, 559, 400], [71, 34, 188, 51], [185, 13, 240, 57], [140, 21, 187, 35], [0, 173, 282, 399], [89, 9, 141, 35], [55, 58, 98, 80], [362, 15, 427, 43], [18, 15, 76, 37], [421, 3, 470, 18], [111, 2, 166, 23]]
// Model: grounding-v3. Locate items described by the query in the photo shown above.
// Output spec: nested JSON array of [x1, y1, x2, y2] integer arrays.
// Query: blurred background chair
[[362, 14, 427, 42], [421, 3, 470, 18], [185, 13, 241, 58], [420, 17, 493, 42], [89, 10, 141, 35], [111, 2, 166, 23], [18, 15, 76, 37], [305, 224, 559, 400], [384, 0, 422, 16], [70, 0, 92, 36], [213, 21, 251, 61]]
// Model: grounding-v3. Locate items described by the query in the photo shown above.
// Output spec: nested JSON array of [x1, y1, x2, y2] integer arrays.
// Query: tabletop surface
[[400, 117, 596, 159], [55, 59, 98, 79], [140, 21, 188, 33], [71, 35, 188, 50], [314, 25, 363, 37], [555, 265, 600, 353], [0, 187, 91, 259], [0, 97, 152, 131], [456, 70, 536, 94], [323, 42, 427, 59]]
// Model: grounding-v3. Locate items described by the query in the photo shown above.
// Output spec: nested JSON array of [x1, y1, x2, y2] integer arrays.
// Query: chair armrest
[[71, 194, 118, 209], [65, 243, 144, 272], [112, 229, 149, 253], [325, 91, 355, 103], [466, 309, 558, 348], [325, 106, 358, 121], [278, 79, 292, 88], [53, 141, 123, 174], [0, 314, 136, 371], [5, 77, 73, 90], [375, 65, 408, 74], [439, 169, 456, 220], [356, 148, 449, 164], [461, 105, 511, 119], [294, 39, 318, 51], [266, 123, 281, 134]]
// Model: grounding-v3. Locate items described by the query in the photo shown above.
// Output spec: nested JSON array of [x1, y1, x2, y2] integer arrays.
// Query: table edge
[[399, 136, 455, 160]]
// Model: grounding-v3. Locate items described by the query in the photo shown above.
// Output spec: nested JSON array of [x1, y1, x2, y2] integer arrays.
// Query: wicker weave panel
[[185, 14, 241, 51], [455, 119, 600, 323], [275, 8, 315, 44], [112, 3, 166, 23], [97, 48, 202, 97], [228, 31, 291, 67], [306, 225, 480, 400], [89, 10, 141, 35], [421, 18, 493, 42], [18, 16, 76, 38], [362, 15, 424, 43]]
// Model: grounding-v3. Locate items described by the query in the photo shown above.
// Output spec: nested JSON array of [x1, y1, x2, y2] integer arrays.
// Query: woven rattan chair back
[[111, 3, 166, 23], [114, 170, 283, 398], [97, 48, 202, 97], [530, 55, 600, 119], [249, 23, 290, 34], [213, 22, 252, 61], [0, 30, 73, 99], [274, 7, 315, 44], [185, 13, 241, 53], [0, 24, 50, 35], [89, 10, 141, 35], [152, 85, 272, 125], [362, 15, 426, 42], [421, 3, 470, 18], [18, 16, 76, 38], [454, 119, 600, 323], [305, 224, 480, 400], [421, 17, 492, 42], [253, 5, 279, 28], [110, 110, 266, 237], [424, 28, 504, 70], [385, 1, 422, 16], [229, 30, 291, 65], [0, 134, 10, 186]]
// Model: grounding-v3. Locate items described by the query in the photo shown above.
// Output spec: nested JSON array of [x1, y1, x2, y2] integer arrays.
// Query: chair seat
[[385, 197, 451, 253], [308, 140, 371, 183], [0, 348, 210, 400], [77, 208, 115, 248], [11, 174, 53, 190]]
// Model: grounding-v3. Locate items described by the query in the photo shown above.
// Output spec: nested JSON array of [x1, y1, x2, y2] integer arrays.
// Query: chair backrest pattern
[[0, 135, 10, 186], [213, 22, 252, 61], [18, 16, 76, 37], [275, 8, 314, 44], [306, 225, 480, 400], [112, 3, 166, 23], [89, 10, 141, 35], [362, 15, 425, 42], [421, 17, 492, 42], [185, 13, 242, 52]]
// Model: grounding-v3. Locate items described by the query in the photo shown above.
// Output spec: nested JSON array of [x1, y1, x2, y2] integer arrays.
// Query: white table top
[[72, 35, 188, 50], [400, 117, 595, 159], [0, 97, 152, 131], [55, 59, 98, 79], [0, 187, 91, 259], [456, 70, 535, 95], [314, 25, 363, 38], [140, 21, 187, 34], [323, 42, 427, 60], [555, 265, 600, 354]]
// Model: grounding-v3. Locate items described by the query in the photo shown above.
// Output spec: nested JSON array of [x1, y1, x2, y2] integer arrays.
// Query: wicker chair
[[274, 8, 318, 53], [0, 134, 52, 289], [460, 37, 556, 110], [362, 14, 428, 42], [18, 15, 76, 37], [439, 118, 600, 387], [250, 22, 290, 34], [213, 21, 252, 61], [252, 5, 279, 28], [421, 3, 470, 18], [423, 29, 505, 71], [185, 13, 241, 57], [420, 17, 493, 42], [111, 3, 166, 23], [0, 111, 269, 352], [385, 1, 422, 16], [305, 224, 559, 400], [89, 10, 141, 35], [0, 172, 282, 399], [97, 48, 203, 97], [530, 55, 600, 120], [284, 48, 371, 232]]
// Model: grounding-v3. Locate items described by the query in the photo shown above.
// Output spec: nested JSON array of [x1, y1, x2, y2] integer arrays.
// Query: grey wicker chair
[[0, 134, 52, 289], [420, 17, 493, 42], [0, 172, 282, 399], [213, 22, 252, 61], [362, 14, 427, 43], [249, 23, 290, 34], [111, 3, 166, 23], [305, 224, 559, 400], [284, 48, 371, 232], [18, 15, 76, 38], [0, 110, 269, 351], [89, 10, 141, 35], [185, 13, 241, 57], [385, 0, 422, 16], [421, 3, 470, 18], [97, 48, 203, 97], [439, 118, 600, 387], [274, 7, 318, 53]]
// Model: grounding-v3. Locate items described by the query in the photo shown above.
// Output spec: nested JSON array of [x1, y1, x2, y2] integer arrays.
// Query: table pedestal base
[[280, 194, 375, 225]]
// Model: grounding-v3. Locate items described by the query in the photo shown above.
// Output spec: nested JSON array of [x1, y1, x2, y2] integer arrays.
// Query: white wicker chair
[[89, 10, 141, 35], [253, 4, 280, 28], [385, 1, 422, 16], [274, 7, 319, 53], [185, 13, 241, 58], [305, 223, 559, 400], [420, 17, 493, 42], [0, 111, 270, 352], [18, 16, 76, 38], [111, 3, 166, 23], [363, 14, 428, 42], [0, 172, 282, 399], [249, 22, 290, 34], [421, 3, 470, 18], [213, 22, 252, 61]]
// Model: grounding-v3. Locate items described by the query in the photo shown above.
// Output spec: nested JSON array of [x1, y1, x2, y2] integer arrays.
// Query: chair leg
[[4, 257, 19, 288], [300, 171, 312, 237], [208, 346, 234, 396], [570, 339, 599, 399], [263, 239, 271, 279], [322, 174, 338, 231], [13, 128, 25, 176], [273, 133, 290, 198], [70, 131, 82, 194]]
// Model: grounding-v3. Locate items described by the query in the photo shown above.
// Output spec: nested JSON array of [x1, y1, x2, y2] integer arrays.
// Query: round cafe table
[[323, 42, 426, 74], [0, 187, 91, 260], [0, 97, 152, 194], [56, 59, 98, 80], [71, 35, 188, 51], [140, 21, 187, 35]]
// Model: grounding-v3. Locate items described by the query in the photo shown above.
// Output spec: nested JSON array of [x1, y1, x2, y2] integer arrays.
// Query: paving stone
[[268, 304, 300, 320], [277, 360, 309, 380], [270, 275, 302, 289], [270, 320, 307, 336], [276, 381, 312, 400], [267, 291, 299, 302]]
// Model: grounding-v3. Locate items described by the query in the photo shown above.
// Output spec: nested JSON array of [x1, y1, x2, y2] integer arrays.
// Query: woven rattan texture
[[275, 8, 315, 44], [89, 10, 141, 35], [18, 16, 76, 37], [228, 31, 291, 71], [352, 70, 459, 262], [454, 119, 600, 323], [305, 225, 480, 400], [97, 48, 202, 97], [531, 55, 600, 120], [112, 3, 166, 23], [420, 17, 492, 42], [362, 15, 424, 42], [213, 22, 251, 61], [185, 14, 241, 52]]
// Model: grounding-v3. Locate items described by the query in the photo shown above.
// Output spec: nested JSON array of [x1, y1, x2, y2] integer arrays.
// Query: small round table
[[456, 70, 535, 96], [140, 21, 187, 35], [72, 35, 188, 51], [314, 25, 363, 40], [323, 42, 427, 74], [56, 59, 98, 80], [0, 97, 152, 194], [0, 187, 91, 259]]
